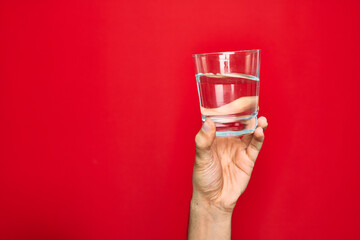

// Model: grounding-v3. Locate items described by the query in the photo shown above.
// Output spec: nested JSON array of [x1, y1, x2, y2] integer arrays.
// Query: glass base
[[202, 112, 258, 137]]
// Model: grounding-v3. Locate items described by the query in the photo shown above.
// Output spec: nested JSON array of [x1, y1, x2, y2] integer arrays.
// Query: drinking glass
[[193, 50, 260, 136]]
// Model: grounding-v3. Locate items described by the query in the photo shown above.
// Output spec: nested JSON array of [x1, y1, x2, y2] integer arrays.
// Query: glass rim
[[192, 49, 260, 57]]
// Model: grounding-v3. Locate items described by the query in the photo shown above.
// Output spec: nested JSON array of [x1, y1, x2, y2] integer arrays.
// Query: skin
[[188, 116, 268, 240]]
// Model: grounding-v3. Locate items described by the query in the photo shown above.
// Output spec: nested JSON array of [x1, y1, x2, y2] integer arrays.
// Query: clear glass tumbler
[[193, 50, 260, 136]]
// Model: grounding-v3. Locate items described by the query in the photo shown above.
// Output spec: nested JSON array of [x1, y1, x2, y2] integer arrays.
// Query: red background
[[1, 0, 360, 239]]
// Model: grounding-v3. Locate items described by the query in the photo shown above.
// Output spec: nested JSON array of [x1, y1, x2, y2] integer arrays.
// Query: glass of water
[[193, 50, 260, 137]]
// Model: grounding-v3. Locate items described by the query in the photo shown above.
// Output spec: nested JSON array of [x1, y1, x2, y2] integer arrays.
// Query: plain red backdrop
[[1, 0, 360, 239]]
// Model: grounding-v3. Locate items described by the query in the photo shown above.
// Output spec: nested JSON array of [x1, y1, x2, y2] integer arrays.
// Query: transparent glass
[[193, 50, 260, 136]]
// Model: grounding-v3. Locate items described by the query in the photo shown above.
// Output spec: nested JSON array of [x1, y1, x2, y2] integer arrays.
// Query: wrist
[[190, 197, 233, 219], [189, 197, 233, 240], [191, 189, 236, 214]]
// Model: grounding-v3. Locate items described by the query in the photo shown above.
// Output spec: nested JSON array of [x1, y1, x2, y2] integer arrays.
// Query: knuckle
[[195, 131, 211, 151], [257, 134, 264, 141], [255, 131, 265, 141], [249, 142, 260, 152]]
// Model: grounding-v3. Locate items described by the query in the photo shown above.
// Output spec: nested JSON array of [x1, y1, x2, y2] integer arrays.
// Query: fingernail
[[202, 121, 211, 134]]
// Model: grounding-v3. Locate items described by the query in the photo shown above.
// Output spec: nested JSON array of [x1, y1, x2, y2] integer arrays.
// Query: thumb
[[195, 118, 216, 160]]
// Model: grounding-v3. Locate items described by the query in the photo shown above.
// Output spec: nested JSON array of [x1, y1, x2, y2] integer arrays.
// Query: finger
[[240, 117, 258, 145], [241, 116, 268, 146], [195, 118, 216, 161], [241, 133, 253, 147], [241, 117, 267, 144], [246, 127, 265, 162], [258, 116, 268, 131]]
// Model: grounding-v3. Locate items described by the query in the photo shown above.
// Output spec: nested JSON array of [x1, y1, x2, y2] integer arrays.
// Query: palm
[[194, 136, 253, 210], [193, 117, 267, 211]]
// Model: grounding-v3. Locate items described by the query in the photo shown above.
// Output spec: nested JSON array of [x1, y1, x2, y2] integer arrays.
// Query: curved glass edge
[[202, 112, 258, 122], [193, 49, 260, 57]]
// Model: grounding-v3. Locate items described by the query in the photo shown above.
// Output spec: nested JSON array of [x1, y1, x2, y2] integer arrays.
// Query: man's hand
[[188, 117, 268, 240]]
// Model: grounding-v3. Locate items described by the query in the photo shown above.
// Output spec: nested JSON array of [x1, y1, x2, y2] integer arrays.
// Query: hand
[[192, 116, 268, 213]]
